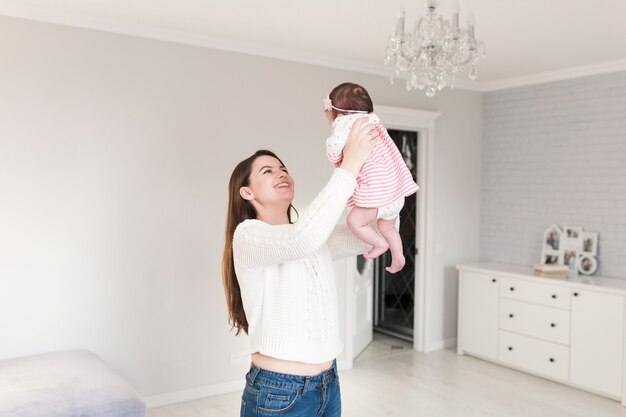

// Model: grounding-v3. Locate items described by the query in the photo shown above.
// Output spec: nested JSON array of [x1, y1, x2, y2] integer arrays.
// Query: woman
[[222, 118, 379, 416]]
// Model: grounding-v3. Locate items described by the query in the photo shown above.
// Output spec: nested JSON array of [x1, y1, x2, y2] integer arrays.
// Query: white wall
[[0, 16, 481, 399]]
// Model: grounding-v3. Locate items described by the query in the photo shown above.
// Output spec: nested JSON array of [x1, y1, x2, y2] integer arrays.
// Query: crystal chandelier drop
[[384, 0, 486, 97]]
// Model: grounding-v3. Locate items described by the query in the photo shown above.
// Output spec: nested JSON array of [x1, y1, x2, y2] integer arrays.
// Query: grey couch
[[0, 350, 146, 417]]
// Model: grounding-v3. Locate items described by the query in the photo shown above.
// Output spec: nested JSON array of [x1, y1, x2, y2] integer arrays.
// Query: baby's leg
[[347, 207, 389, 259], [378, 217, 406, 274]]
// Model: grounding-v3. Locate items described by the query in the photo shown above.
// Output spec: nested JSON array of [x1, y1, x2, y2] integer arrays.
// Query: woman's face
[[242, 155, 294, 207]]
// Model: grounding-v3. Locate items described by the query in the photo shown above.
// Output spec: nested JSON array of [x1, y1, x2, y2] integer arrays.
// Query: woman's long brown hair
[[222, 150, 297, 335]]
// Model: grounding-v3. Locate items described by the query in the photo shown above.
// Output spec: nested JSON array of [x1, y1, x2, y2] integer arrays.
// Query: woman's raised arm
[[233, 119, 379, 270]]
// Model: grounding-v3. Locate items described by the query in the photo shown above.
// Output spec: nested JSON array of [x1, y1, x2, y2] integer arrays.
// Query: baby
[[323, 82, 419, 273]]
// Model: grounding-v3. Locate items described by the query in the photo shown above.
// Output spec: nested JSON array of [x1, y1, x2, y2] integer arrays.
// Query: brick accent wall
[[480, 71, 626, 277]]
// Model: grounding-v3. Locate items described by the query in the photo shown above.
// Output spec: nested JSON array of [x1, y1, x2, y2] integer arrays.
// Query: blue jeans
[[241, 359, 341, 417]]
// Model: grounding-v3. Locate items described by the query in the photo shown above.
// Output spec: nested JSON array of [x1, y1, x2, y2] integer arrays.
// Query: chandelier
[[384, 0, 485, 97]]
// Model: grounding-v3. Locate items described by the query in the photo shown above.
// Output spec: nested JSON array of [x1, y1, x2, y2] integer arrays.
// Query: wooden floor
[[148, 333, 626, 417]]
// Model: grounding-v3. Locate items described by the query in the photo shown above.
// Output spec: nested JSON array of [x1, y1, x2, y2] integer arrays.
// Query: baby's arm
[[326, 115, 377, 165], [326, 133, 344, 165], [325, 118, 352, 165]]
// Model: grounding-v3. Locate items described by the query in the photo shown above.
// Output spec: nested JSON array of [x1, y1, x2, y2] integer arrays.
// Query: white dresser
[[457, 262, 626, 405]]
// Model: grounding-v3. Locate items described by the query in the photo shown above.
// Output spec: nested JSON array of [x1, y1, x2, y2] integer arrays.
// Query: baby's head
[[324, 82, 373, 124]]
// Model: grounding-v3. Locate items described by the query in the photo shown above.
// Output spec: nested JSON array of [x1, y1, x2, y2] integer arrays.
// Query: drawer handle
[[550, 323, 556, 328], [573, 292, 579, 297], [509, 314, 514, 318], [492, 278, 497, 283], [549, 358, 555, 363], [508, 346, 513, 351], [551, 294, 557, 299], [509, 287, 515, 292]]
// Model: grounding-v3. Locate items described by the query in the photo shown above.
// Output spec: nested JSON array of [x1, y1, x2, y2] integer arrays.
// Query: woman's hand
[[340, 118, 380, 178]]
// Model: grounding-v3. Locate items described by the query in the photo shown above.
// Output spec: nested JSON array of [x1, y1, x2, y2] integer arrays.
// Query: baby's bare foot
[[364, 243, 389, 259], [385, 255, 406, 274]]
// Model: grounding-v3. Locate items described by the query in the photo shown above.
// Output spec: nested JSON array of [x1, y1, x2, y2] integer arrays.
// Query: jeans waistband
[[247, 359, 338, 392]]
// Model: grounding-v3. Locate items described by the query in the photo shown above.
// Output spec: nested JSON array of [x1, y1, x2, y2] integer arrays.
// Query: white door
[[570, 289, 624, 397], [459, 271, 499, 360], [352, 256, 374, 359]]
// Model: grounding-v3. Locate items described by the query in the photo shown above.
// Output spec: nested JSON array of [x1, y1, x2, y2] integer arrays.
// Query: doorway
[[343, 105, 438, 366], [373, 129, 418, 342]]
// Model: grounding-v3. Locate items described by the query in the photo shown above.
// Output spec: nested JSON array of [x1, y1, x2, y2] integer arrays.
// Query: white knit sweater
[[232, 168, 370, 364]]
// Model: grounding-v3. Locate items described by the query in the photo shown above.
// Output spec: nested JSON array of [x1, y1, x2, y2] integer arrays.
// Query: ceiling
[[2, 0, 626, 91]]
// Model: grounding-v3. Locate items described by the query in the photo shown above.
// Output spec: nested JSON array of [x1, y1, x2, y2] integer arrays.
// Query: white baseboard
[[429, 337, 457, 352], [144, 359, 353, 409], [144, 378, 245, 409]]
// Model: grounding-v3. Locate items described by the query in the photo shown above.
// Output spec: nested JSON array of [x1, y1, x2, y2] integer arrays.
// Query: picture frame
[[539, 224, 599, 271], [577, 254, 598, 275], [581, 232, 598, 256]]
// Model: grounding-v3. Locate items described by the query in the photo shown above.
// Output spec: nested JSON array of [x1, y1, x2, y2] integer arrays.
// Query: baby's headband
[[322, 96, 368, 114]]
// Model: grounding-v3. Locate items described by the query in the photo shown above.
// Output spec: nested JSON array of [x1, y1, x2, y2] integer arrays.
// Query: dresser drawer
[[499, 330, 569, 381], [499, 299, 570, 345], [500, 277, 571, 309]]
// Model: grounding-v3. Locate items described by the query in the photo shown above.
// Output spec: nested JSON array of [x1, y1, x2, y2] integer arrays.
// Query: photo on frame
[[543, 224, 562, 252], [541, 224, 564, 265], [563, 249, 579, 270], [582, 232, 598, 256], [578, 254, 598, 275], [563, 225, 583, 250], [543, 254, 561, 265]]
